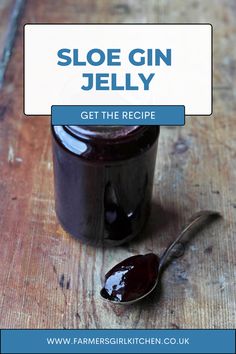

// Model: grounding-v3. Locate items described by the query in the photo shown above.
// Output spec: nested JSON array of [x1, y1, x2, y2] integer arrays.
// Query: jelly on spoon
[[100, 210, 220, 305]]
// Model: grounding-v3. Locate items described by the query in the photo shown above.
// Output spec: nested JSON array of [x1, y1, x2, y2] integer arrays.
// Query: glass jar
[[51, 125, 159, 246]]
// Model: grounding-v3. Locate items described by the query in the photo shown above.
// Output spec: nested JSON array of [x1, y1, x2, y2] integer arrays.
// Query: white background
[[24, 24, 212, 115]]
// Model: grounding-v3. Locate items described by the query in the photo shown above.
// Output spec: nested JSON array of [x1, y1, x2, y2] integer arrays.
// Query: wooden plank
[[0, 0, 25, 87], [0, 1, 15, 59], [0, 0, 235, 329]]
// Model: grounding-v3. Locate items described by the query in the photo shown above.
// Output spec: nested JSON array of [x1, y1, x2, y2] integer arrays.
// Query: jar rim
[[65, 125, 146, 141]]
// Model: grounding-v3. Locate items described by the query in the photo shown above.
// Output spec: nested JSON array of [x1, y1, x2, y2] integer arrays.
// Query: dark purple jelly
[[51, 126, 159, 246], [100, 253, 159, 302]]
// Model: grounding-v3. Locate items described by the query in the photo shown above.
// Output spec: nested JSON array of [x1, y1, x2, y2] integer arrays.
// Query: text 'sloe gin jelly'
[[51, 126, 159, 246]]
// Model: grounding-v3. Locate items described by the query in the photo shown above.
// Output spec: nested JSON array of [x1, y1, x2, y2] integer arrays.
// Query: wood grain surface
[[0, 1, 15, 58], [0, 0, 24, 87], [0, 0, 235, 329]]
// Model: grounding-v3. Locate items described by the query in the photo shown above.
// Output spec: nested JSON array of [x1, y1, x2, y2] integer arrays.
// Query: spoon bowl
[[100, 271, 161, 305]]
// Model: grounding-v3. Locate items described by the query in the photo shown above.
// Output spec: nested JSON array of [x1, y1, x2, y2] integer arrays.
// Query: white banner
[[24, 24, 212, 115]]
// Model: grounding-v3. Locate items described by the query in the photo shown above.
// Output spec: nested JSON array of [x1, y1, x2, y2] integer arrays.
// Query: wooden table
[[0, 0, 235, 329]]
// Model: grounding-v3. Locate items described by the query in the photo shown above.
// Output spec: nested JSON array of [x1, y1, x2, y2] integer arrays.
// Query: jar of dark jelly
[[51, 125, 159, 246]]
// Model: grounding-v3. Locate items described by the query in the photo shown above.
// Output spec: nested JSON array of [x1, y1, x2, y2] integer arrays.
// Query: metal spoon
[[100, 210, 220, 305]]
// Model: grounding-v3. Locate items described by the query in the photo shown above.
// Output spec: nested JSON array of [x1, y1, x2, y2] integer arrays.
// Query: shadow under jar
[[51, 125, 160, 246]]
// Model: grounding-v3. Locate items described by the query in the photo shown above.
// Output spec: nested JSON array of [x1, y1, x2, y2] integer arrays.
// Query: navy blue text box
[[1, 329, 235, 354], [51, 105, 185, 126]]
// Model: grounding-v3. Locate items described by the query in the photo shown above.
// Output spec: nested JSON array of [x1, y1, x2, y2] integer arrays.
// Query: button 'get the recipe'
[[80, 110, 156, 121]]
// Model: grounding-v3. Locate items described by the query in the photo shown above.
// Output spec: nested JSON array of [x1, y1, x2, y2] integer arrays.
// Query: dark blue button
[[51, 105, 185, 126]]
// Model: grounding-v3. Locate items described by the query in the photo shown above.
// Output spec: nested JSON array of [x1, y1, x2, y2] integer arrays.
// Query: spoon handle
[[158, 210, 220, 272]]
